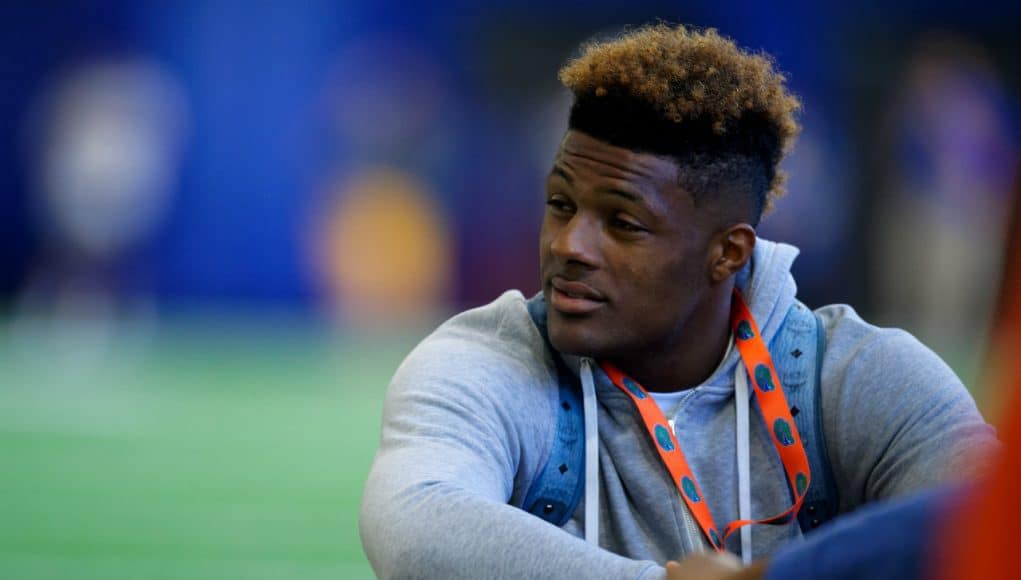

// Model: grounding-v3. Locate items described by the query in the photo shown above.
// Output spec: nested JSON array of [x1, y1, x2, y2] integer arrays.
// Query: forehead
[[553, 131, 683, 193]]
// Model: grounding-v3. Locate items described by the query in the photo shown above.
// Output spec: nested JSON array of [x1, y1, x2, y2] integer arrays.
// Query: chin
[[547, 314, 609, 358]]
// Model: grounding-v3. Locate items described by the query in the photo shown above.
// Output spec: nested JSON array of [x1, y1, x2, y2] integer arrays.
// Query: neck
[[611, 286, 735, 393]]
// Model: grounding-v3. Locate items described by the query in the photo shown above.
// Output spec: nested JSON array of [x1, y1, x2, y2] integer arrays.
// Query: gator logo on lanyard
[[754, 364, 775, 392], [621, 377, 646, 399], [773, 418, 795, 446], [654, 424, 674, 451], [736, 320, 755, 340], [795, 472, 808, 495], [681, 476, 701, 503]]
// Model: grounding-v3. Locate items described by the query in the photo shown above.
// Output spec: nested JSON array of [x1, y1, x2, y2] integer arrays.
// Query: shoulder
[[813, 303, 985, 450], [814, 303, 955, 383], [422, 290, 542, 354], [389, 290, 559, 415], [383, 291, 562, 498], [398, 290, 552, 381], [813, 304, 996, 500]]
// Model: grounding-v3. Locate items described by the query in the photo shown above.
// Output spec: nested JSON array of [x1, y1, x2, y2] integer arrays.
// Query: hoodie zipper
[[671, 389, 708, 553], [680, 494, 705, 553]]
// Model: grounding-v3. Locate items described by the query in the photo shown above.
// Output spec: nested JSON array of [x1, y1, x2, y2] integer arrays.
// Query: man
[[360, 24, 996, 579]]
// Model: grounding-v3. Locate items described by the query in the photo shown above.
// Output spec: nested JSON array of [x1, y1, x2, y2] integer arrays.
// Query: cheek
[[613, 266, 701, 348], [538, 218, 555, 258], [620, 253, 704, 310]]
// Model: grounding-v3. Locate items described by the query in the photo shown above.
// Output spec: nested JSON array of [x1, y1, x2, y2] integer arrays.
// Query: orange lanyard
[[601, 289, 810, 551]]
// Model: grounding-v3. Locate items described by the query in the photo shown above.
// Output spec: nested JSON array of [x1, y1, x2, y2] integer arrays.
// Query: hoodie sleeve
[[817, 305, 999, 509], [359, 318, 664, 580]]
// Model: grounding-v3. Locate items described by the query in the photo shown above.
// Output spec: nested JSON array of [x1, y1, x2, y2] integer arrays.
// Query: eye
[[612, 216, 647, 233], [545, 196, 574, 214]]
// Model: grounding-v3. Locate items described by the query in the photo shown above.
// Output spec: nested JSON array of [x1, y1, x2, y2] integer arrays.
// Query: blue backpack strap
[[522, 293, 586, 526], [771, 301, 839, 534]]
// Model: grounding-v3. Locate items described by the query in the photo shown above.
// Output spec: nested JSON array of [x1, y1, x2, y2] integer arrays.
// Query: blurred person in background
[[306, 38, 457, 330], [13, 59, 188, 356], [869, 35, 1018, 386], [360, 24, 997, 579]]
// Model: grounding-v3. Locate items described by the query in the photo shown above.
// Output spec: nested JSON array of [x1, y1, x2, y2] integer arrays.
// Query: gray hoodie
[[360, 238, 996, 579]]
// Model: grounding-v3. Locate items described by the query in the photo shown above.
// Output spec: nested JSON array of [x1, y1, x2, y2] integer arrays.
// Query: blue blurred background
[[1, 1, 1018, 578]]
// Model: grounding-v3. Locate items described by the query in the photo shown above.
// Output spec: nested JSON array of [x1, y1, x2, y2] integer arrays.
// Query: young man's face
[[539, 130, 716, 362]]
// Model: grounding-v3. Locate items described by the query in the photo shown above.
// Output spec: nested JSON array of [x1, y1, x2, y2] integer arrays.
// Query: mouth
[[548, 276, 606, 315]]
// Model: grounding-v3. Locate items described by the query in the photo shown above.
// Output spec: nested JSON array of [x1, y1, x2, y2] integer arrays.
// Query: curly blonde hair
[[559, 24, 801, 218]]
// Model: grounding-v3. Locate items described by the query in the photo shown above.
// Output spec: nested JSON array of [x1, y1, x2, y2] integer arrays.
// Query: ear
[[707, 224, 756, 283]]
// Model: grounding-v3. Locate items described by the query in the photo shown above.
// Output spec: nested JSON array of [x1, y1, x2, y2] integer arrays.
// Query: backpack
[[522, 294, 839, 536]]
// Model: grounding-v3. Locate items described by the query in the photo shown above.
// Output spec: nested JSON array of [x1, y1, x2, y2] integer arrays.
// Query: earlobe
[[710, 225, 756, 283]]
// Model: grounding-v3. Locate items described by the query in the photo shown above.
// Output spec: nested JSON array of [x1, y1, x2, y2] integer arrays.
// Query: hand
[[665, 552, 766, 580]]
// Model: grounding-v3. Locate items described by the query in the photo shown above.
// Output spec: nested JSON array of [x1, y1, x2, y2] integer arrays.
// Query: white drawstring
[[735, 364, 753, 564], [580, 358, 600, 546]]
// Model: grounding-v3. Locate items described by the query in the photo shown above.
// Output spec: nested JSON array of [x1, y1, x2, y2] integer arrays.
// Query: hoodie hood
[[706, 237, 800, 387]]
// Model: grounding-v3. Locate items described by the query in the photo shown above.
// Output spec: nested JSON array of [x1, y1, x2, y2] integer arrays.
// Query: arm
[[359, 333, 663, 580]]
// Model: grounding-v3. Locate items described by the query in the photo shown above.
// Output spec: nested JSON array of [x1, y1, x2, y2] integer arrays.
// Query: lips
[[549, 276, 606, 315]]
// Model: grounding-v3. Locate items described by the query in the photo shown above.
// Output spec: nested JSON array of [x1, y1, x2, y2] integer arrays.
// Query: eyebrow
[[549, 164, 650, 208], [549, 166, 573, 184], [600, 187, 641, 203]]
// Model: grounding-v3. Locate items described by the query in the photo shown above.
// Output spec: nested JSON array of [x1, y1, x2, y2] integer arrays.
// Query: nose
[[549, 212, 599, 268]]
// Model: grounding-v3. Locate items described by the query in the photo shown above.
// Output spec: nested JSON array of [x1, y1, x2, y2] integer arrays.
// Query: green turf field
[[0, 319, 419, 579]]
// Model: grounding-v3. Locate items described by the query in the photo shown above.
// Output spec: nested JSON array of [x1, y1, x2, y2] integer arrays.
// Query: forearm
[[360, 464, 663, 580]]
